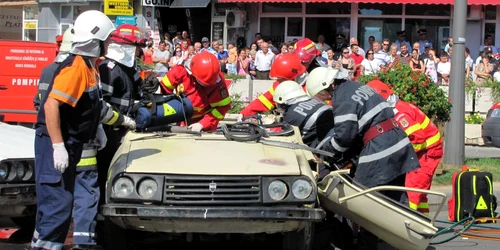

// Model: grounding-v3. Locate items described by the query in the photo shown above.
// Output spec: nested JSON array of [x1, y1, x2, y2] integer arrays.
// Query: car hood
[[123, 134, 303, 176], [0, 122, 35, 162]]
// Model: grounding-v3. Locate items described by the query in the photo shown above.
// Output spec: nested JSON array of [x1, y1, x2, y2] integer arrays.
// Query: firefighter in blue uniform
[[308, 68, 421, 250], [96, 24, 145, 206], [31, 10, 115, 250]]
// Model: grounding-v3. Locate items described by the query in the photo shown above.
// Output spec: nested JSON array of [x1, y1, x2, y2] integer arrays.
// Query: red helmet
[[269, 53, 306, 80], [111, 24, 147, 47], [190, 52, 220, 86], [293, 38, 321, 64], [366, 80, 394, 99]]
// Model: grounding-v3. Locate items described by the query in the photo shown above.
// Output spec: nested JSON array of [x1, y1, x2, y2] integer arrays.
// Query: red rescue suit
[[394, 100, 443, 215], [159, 65, 231, 131], [240, 81, 331, 117]]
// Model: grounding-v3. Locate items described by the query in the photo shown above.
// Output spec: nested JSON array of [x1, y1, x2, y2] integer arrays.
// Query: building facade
[[212, 1, 500, 59]]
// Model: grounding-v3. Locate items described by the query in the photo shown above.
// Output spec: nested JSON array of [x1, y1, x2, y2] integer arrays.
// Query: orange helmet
[[190, 52, 221, 86], [111, 24, 147, 47], [293, 38, 321, 64], [269, 53, 306, 80], [366, 80, 393, 99]]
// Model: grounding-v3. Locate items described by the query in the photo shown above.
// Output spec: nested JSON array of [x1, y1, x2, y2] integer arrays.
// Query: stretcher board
[[318, 170, 447, 250]]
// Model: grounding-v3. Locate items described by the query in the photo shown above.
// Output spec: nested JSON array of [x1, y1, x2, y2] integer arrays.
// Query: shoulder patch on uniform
[[400, 118, 409, 128], [107, 61, 116, 69], [219, 85, 228, 99]]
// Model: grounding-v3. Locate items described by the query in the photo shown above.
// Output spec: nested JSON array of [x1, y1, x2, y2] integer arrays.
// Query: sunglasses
[[367, 52, 374, 55], [383, 43, 389, 46], [343, 52, 349, 54]]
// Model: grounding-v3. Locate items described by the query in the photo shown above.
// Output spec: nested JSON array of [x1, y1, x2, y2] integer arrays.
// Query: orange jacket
[[159, 65, 231, 131], [394, 100, 443, 159]]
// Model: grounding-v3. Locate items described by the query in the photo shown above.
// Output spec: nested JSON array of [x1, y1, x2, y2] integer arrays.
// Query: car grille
[[164, 175, 261, 205]]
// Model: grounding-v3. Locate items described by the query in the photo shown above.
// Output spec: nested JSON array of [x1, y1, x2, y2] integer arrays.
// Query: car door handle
[[0, 85, 7, 90]]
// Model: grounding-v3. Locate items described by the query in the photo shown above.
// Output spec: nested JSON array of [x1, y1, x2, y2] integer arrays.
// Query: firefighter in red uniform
[[367, 80, 443, 215], [158, 51, 231, 132], [239, 53, 306, 118]]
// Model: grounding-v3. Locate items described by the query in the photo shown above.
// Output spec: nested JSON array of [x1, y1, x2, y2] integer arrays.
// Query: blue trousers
[[31, 133, 82, 250], [73, 169, 99, 245]]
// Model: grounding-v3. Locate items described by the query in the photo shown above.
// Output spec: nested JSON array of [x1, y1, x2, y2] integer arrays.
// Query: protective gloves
[[235, 114, 244, 122], [52, 143, 69, 173], [188, 123, 204, 133], [96, 124, 107, 151], [122, 116, 136, 130]]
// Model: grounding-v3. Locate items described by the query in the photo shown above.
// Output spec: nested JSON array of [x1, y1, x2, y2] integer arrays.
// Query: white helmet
[[72, 10, 115, 43], [306, 67, 347, 97], [59, 28, 74, 53], [273, 81, 308, 105]]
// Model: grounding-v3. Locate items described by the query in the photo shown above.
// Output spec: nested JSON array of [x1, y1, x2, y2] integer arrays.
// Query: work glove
[[52, 143, 69, 173], [96, 124, 107, 151], [122, 116, 136, 130], [235, 114, 244, 122], [188, 123, 204, 133]]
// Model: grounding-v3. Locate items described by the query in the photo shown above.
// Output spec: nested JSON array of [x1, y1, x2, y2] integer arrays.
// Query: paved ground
[[465, 145, 500, 158]]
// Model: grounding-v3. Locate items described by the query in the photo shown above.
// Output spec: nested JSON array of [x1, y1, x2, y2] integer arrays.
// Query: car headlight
[[292, 179, 313, 199], [268, 180, 288, 201], [14, 161, 27, 179], [138, 178, 158, 199], [0, 162, 9, 180], [113, 177, 134, 198]]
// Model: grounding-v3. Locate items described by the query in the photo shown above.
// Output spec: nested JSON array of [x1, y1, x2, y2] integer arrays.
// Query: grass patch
[[432, 158, 500, 186]]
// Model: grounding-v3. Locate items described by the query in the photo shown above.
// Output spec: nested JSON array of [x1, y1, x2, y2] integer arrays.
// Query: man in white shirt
[[373, 41, 391, 66], [348, 37, 366, 57], [254, 42, 275, 80], [199, 37, 217, 57]]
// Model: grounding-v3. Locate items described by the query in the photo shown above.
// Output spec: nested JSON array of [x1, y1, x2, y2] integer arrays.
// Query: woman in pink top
[[144, 43, 154, 65], [237, 49, 249, 76]]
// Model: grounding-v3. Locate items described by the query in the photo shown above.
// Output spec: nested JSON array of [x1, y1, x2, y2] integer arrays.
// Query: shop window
[[357, 18, 401, 50], [260, 17, 285, 46], [485, 5, 496, 20], [305, 18, 350, 46], [24, 5, 37, 20], [262, 3, 301, 13], [24, 27, 37, 41], [287, 17, 303, 37], [485, 23, 496, 45], [61, 6, 72, 20], [404, 19, 451, 52], [405, 4, 450, 16], [358, 4, 402, 15], [306, 3, 350, 15]]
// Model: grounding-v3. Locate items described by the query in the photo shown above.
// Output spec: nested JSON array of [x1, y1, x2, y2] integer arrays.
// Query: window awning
[[216, 0, 498, 5], [0, 0, 36, 5], [170, 0, 211, 8]]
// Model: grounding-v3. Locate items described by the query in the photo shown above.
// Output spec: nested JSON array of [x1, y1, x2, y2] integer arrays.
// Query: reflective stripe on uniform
[[110, 97, 130, 106], [211, 108, 224, 120], [77, 157, 97, 167], [404, 123, 421, 136], [32, 230, 64, 250], [358, 137, 410, 164], [412, 132, 441, 151], [409, 202, 419, 210], [420, 116, 430, 129], [334, 113, 357, 124], [101, 83, 114, 93], [330, 137, 348, 152], [51, 89, 78, 105], [358, 102, 391, 130], [210, 96, 231, 107], [258, 95, 274, 110], [84, 85, 98, 92], [316, 128, 335, 150], [161, 75, 174, 89], [39, 82, 50, 91], [302, 105, 332, 135], [269, 86, 275, 95], [73, 232, 96, 237]]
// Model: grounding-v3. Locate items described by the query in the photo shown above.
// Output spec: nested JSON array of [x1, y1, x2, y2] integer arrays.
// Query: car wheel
[[10, 215, 35, 230], [282, 222, 314, 250]]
